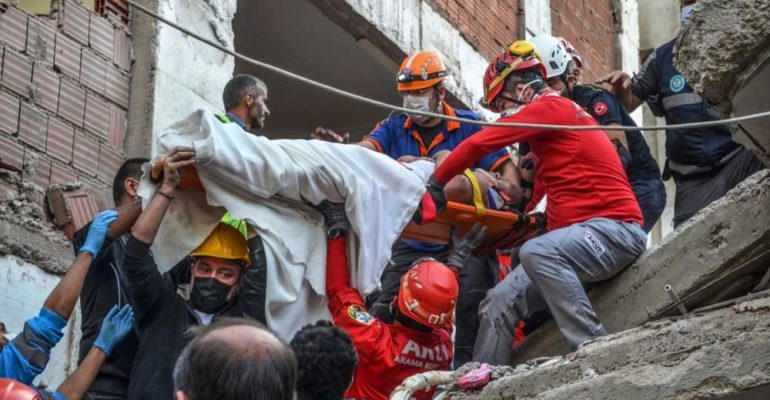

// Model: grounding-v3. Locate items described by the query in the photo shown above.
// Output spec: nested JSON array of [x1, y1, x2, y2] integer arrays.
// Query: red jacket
[[434, 91, 643, 230], [326, 238, 453, 400]]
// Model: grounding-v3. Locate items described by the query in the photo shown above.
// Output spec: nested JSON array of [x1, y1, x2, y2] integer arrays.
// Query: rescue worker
[[316, 201, 486, 399], [218, 74, 271, 133], [1, 211, 135, 399], [421, 41, 647, 365], [600, 0, 765, 227], [312, 51, 518, 367], [121, 146, 256, 399], [290, 321, 358, 400], [530, 34, 666, 232]]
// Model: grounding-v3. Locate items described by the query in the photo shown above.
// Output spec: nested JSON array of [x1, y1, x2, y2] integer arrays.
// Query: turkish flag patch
[[593, 101, 608, 116]]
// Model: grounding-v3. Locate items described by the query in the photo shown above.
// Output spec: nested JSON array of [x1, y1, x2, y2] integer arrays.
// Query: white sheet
[[138, 110, 433, 340]]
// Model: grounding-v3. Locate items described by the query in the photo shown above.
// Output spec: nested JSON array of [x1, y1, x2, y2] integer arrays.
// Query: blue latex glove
[[93, 305, 134, 356], [79, 210, 119, 257]]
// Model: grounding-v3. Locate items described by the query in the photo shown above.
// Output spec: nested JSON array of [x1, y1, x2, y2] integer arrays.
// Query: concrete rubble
[[440, 293, 770, 399], [512, 169, 770, 362], [676, 0, 770, 165]]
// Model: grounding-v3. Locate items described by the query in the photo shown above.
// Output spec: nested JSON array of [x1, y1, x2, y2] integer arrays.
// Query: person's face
[[246, 86, 270, 130], [400, 85, 446, 127], [118, 177, 141, 206], [190, 257, 242, 297], [493, 81, 537, 113], [546, 72, 578, 96]]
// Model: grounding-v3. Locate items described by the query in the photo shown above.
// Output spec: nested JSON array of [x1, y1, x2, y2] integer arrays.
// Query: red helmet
[[396, 258, 458, 327], [0, 379, 42, 400], [481, 40, 546, 113]]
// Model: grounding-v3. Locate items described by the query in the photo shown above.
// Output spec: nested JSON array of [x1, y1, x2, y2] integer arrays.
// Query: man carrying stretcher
[[420, 40, 648, 365]]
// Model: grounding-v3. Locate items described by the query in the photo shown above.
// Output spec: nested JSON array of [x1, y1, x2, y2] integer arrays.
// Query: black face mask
[[189, 277, 233, 314]]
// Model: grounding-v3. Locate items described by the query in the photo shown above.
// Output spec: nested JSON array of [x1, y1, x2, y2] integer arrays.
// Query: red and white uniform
[[434, 91, 643, 230], [326, 238, 453, 400]]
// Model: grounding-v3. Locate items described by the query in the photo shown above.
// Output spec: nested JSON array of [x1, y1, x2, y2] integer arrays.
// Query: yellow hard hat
[[189, 222, 251, 266]]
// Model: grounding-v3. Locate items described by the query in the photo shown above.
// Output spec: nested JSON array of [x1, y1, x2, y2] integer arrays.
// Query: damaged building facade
[[1, 0, 768, 395]]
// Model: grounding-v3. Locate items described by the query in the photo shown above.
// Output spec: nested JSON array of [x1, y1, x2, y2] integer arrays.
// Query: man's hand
[[315, 200, 349, 238], [447, 222, 488, 270], [311, 127, 350, 144], [160, 146, 196, 194], [93, 305, 134, 356], [598, 70, 632, 96], [79, 209, 119, 257]]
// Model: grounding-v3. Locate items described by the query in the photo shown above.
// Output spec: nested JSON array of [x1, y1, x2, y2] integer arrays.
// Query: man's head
[[396, 50, 448, 128], [112, 158, 149, 206], [222, 74, 270, 131], [289, 321, 358, 400], [530, 34, 580, 96], [187, 223, 251, 314], [481, 41, 547, 114], [173, 318, 297, 400], [393, 258, 458, 330]]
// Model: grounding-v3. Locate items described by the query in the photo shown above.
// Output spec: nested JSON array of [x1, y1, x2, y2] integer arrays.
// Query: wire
[[125, 0, 770, 132]]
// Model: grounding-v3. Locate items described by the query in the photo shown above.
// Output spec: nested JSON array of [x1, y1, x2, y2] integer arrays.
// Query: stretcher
[[151, 162, 546, 252]]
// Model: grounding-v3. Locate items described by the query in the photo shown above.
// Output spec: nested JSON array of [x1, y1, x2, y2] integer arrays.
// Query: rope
[[126, 0, 770, 132]]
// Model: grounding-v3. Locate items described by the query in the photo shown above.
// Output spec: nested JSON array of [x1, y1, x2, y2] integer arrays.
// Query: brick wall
[[0, 0, 130, 223], [428, 0, 617, 83]]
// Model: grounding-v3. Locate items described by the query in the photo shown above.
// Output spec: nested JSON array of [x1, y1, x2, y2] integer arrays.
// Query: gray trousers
[[473, 218, 647, 365]]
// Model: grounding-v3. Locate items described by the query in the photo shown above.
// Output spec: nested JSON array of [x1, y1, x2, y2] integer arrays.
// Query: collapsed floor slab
[[442, 293, 770, 400], [512, 169, 770, 362]]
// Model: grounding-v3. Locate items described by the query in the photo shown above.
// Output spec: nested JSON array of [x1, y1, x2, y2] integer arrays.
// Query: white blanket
[[138, 110, 433, 340]]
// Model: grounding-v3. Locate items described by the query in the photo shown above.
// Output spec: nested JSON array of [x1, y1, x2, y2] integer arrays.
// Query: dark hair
[[174, 317, 297, 400], [112, 158, 149, 204], [289, 321, 358, 400], [502, 67, 546, 96], [222, 74, 266, 111]]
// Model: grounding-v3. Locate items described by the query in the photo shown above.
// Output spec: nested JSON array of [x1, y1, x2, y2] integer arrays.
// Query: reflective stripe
[[10, 322, 52, 368], [668, 146, 741, 175], [662, 92, 702, 110]]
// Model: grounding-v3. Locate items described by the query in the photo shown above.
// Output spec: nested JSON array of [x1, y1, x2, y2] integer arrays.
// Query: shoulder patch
[[669, 75, 686, 93], [592, 101, 608, 117], [347, 305, 375, 325]]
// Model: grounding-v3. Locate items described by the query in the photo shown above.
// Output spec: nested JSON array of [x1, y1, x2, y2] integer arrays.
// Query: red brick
[[79, 49, 106, 94], [0, 90, 20, 134], [18, 103, 47, 150], [0, 6, 28, 51], [105, 66, 128, 108], [78, 177, 109, 210], [108, 103, 125, 150], [26, 17, 56, 65], [97, 142, 123, 184], [58, 78, 85, 127], [50, 160, 78, 186], [1, 50, 33, 98], [0, 135, 24, 171], [62, 0, 90, 46], [84, 91, 109, 140], [46, 117, 74, 163], [72, 131, 99, 176], [113, 28, 130, 71], [89, 15, 114, 60], [32, 63, 60, 112], [54, 32, 81, 79]]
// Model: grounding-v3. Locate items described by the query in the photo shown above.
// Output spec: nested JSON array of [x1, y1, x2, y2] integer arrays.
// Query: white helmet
[[529, 34, 572, 79]]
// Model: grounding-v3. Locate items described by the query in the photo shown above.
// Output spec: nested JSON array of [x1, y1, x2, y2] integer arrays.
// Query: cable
[[125, 0, 770, 132]]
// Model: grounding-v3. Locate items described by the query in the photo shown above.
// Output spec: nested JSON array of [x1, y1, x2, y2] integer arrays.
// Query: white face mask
[[680, 4, 696, 26], [403, 93, 436, 125]]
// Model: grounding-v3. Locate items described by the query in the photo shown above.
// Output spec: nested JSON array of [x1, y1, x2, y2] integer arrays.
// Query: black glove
[[447, 222, 488, 270], [427, 175, 447, 214], [315, 200, 349, 238]]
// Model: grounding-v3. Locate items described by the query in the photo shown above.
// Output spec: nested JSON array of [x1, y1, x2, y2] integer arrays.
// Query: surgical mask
[[681, 4, 696, 26], [189, 277, 233, 314], [403, 93, 437, 125]]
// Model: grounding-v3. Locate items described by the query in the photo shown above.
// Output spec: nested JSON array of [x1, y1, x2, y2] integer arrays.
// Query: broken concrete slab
[[675, 0, 770, 166], [443, 294, 770, 399], [0, 217, 74, 275], [513, 169, 770, 362]]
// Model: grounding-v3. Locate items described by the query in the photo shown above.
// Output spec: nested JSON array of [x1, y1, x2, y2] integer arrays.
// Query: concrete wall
[[0, 255, 80, 389], [126, 0, 237, 158]]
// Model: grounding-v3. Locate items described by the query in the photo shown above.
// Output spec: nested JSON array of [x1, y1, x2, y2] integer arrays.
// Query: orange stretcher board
[[151, 161, 545, 251]]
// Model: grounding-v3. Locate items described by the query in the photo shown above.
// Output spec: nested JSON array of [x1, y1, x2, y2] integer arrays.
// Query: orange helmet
[[0, 379, 42, 400], [481, 40, 546, 113], [396, 258, 458, 327], [396, 51, 448, 92]]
